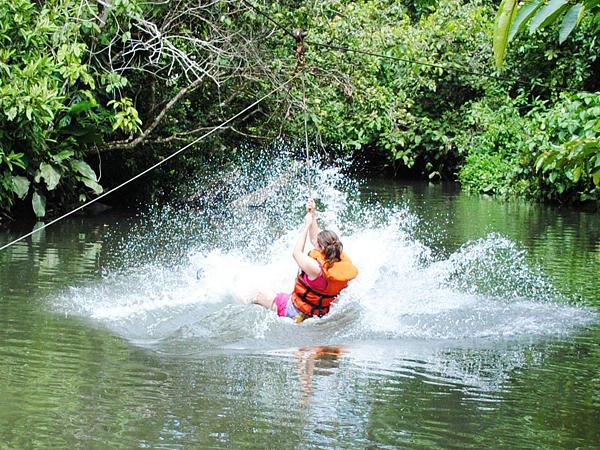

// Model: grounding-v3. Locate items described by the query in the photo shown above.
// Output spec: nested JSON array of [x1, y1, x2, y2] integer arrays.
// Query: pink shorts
[[274, 293, 300, 318]]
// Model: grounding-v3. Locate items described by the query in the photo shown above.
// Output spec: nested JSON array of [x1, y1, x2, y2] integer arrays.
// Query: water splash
[[51, 149, 597, 352]]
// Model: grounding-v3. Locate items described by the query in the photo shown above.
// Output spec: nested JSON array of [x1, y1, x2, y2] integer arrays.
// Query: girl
[[254, 199, 358, 322]]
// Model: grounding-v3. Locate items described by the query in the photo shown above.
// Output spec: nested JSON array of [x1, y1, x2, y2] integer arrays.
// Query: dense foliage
[[270, 0, 599, 201], [1, 0, 599, 223], [273, 0, 494, 178], [457, 91, 600, 202], [0, 0, 106, 219], [0, 0, 283, 220]]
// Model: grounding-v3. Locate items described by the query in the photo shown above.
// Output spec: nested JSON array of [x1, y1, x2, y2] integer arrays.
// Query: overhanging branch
[[101, 76, 205, 151]]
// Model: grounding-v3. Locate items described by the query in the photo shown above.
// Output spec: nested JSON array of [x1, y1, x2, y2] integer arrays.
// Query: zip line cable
[[306, 41, 526, 87], [241, 0, 574, 93], [0, 76, 298, 253]]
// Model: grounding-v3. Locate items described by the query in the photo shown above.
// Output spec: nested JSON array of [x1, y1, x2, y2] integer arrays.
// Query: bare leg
[[254, 290, 277, 313]]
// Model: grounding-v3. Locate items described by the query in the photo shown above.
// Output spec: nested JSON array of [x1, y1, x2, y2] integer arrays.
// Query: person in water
[[254, 198, 358, 322]]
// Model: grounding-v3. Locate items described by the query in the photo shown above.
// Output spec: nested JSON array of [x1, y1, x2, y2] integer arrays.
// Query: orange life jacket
[[292, 249, 358, 318]]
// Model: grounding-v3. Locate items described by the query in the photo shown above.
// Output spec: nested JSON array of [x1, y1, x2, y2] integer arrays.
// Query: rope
[[294, 28, 312, 198], [302, 73, 311, 198], [0, 76, 297, 252]]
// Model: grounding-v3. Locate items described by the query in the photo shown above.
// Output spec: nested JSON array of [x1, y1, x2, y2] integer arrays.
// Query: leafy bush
[[457, 97, 534, 197], [458, 92, 600, 203], [0, 0, 110, 218], [532, 92, 600, 201]]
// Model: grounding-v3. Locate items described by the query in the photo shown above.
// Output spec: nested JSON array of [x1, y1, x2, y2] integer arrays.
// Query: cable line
[[0, 75, 298, 252], [241, 0, 573, 93], [292, 27, 312, 198], [306, 41, 524, 87], [301, 70, 311, 198]]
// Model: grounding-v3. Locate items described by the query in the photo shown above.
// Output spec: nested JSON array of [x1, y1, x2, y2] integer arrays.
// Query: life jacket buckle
[[294, 312, 309, 324]]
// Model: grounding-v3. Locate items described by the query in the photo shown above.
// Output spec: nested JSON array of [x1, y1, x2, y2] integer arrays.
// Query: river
[[1, 155, 599, 448]]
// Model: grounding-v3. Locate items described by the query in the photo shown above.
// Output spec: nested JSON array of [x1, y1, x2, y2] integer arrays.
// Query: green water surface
[[1, 181, 599, 449]]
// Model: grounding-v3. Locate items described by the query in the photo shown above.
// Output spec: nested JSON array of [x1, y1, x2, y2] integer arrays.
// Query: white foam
[[49, 152, 597, 346]]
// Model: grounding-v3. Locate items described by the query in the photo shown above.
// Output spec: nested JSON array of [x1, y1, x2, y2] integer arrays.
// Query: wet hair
[[317, 230, 343, 267]]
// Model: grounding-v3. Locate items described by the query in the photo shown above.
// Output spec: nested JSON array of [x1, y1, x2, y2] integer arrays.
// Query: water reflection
[[0, 216, 112, 298], [295, 345, 344, 405], [1, 170, 599, 448]]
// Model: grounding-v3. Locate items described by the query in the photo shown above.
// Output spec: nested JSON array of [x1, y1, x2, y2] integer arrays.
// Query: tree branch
[[102, 76, 205, 151]]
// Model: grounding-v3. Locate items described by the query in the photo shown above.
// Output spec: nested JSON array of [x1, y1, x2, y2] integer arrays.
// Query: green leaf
[[509, 0, 543, 42], [59, 115, 72, 128], [576, 4, 587, 24], [70, 160, 97, 181], [68, 101, 94, 114], [559, 4, 583, 44], [535, 153, 547, 172], [593, 169, 600, 185], [80, 177, 103, 194], [529, 0, 569, 33], [39, 162, 61, 191], [12, 175, 30, 199], [32, 191, 46, 218], [8, 152, 26, 170], [493, 0, 518, 68], [6, 107, 17, 121], [51, 150, 74, 163], [572, 166, 582, 183]]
